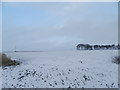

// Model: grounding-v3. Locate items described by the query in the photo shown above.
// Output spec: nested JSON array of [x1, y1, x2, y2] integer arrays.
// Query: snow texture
[[1, 50, 118, 88]]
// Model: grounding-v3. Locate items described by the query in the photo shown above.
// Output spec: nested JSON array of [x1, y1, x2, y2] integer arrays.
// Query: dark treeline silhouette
[[76, 44, 120, 50]]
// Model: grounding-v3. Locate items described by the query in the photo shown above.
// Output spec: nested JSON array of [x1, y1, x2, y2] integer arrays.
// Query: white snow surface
[[1, 50, 118, 88]]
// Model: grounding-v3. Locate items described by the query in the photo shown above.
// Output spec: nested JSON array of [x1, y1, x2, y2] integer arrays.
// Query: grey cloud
[[3, 2, 118, 51]]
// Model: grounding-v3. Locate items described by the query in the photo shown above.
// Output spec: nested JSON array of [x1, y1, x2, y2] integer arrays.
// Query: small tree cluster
[[76, 44, 120, 50]]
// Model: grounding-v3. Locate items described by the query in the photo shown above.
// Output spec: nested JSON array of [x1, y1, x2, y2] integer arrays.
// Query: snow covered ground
[[1, 50, 118, 88]]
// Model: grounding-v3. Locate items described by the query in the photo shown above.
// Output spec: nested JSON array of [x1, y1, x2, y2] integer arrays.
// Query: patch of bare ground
[[0, 53, 20, 66], [112, 56, 120, 64]]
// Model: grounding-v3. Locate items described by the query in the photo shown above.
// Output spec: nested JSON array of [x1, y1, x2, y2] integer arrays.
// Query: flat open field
[[1, 50, 118, 88]]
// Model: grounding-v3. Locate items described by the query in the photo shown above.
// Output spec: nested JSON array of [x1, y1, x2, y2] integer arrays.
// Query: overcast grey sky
[[2, 2, 118, 51]]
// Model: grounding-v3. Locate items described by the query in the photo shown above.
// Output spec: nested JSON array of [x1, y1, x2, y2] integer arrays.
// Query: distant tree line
[[76, 44, 120, 50]]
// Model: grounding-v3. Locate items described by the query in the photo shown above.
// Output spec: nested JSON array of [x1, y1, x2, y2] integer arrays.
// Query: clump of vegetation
[[0, 53, 20, 66], [112, 56, 120, 64]]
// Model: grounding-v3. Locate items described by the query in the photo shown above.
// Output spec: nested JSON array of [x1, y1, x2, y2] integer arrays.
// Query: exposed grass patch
[[0, 53, 20, 66], [112, 56, 120, 64]]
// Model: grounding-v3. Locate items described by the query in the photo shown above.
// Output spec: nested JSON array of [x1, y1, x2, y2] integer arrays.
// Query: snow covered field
[[1, 50, 118, 88]]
